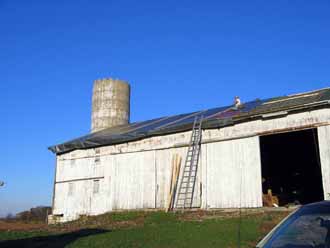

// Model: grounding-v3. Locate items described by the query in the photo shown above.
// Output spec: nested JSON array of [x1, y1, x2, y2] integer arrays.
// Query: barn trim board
[[317, 125, 330, 201], [48, 87, 330, 223]]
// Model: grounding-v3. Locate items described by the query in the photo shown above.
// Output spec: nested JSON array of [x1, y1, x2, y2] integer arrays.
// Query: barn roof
[[49, 88, 330, 154]]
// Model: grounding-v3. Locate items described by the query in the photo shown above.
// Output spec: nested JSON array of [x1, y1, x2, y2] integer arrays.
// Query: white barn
[[48, 79, 330, 223]]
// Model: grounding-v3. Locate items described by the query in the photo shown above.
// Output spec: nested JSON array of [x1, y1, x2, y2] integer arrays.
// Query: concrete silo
[[91, 78, 130, 132]]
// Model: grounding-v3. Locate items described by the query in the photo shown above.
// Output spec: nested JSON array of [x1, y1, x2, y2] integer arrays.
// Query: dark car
[[257, 201, 330, 248]]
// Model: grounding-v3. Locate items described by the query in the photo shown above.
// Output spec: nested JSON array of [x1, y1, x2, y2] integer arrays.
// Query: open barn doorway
[[260, 129, 323, 206]]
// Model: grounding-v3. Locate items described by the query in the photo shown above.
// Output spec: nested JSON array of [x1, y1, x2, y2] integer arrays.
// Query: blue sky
[[1, 0, 330, 216]]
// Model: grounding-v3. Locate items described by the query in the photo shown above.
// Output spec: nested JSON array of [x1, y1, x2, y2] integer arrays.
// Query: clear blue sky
[[1, 0, 330, 216]]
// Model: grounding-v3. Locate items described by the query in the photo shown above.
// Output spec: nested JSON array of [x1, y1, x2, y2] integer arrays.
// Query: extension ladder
[[175, 115, 203, 209]]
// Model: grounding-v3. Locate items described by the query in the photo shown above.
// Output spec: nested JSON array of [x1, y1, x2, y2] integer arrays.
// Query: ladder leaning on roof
[[175, 115, 203, 209]]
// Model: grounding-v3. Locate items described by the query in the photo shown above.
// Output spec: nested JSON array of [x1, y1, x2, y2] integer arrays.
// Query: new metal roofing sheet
[[49, 88, 330, 154]]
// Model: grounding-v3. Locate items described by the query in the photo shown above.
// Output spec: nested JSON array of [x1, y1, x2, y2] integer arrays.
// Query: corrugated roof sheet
[[49, 88, 330, 154]]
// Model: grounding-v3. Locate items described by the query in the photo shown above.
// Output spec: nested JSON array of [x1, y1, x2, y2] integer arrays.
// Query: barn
[[48, 78, 330, 223]]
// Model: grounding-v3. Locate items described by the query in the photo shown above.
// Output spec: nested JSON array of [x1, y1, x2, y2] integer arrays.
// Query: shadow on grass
[[0, 228, 109, 248]]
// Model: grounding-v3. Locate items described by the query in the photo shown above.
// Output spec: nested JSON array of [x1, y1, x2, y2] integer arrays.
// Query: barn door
[[206, 136, 262, 208]]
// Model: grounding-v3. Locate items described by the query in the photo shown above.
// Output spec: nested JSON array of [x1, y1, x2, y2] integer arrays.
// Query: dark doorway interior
[[260, 129, 323, 206]]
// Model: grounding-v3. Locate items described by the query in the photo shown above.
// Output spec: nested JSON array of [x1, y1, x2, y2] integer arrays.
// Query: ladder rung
[[177, 199, 193, 202], [180, 182, 194, 185], [184, 165, 198, 168], [186, 159, 198, 162], [182, 177, 192, 183], [184, 161, 198, 165], [186, 160, 198, 163], [183, 168, 197, 171], [177, 196, 193, 199], [183, 174, 195, 177], [178, 190, 192, 193], [188, 156, 199, 159], [182, 177, 194, 183], [180, 185, 194, 188], [177, 199, 192, 202], [177, 201, 193, 204], [183, 173, 196, 176]]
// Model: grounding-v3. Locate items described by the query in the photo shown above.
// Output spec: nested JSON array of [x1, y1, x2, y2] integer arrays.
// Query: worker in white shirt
[[233, 96, 242, 110]]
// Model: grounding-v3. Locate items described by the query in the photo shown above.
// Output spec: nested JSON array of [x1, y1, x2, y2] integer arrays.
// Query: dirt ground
[[0, 221, 47, 232]]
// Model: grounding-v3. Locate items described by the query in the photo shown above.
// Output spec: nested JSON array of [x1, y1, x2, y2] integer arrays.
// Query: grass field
[[0, 209, 291, 248]]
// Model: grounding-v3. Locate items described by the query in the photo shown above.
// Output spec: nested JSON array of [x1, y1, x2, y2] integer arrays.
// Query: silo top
[[91, 78, 130, 132], [94, 78, 129, 88]]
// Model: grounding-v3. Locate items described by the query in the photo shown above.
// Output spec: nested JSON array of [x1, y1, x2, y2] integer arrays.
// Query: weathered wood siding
[[318, 125, 330, 200], [205, 137, 262, 208], [53, 179, 104, 221], [53, 136, 260, 220], [52, 108, 330, 222], [107, 151, 156, 210], [53, 154, 105, 220], [53, 151, 157, 220]]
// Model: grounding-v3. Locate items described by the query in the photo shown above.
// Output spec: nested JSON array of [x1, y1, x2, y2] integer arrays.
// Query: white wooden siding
[[53, 179, 100, 221], [108, 151, 156, 210], [56, 156, 103, 182], [52, 108, 330, 222], [206, 136, 262, 208]]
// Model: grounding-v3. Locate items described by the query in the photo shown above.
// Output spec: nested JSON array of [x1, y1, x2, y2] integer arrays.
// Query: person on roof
[[233, 96, 242, 110]]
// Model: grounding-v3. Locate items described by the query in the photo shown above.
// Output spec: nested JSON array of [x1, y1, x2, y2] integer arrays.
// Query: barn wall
[[53, 135, 262, 220], [53, 179, 106, 221], [53, 151, 157, 220], [53, 154, 106, 221], [55, 155, 104, 182], [106, 151, 156, 210], [53, 147, 204, 221], [317, 125, 330, 200], [52, 108, 330, 222]]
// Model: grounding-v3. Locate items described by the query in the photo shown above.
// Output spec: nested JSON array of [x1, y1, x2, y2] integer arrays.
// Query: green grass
[[0, 230, 49, 241], [68, 214, 261, 248], [110, 211, 144, 222], [0, 211, 288, 248]]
